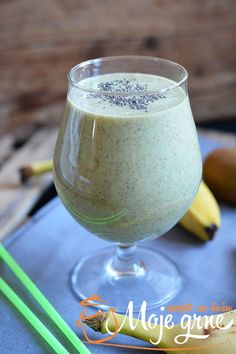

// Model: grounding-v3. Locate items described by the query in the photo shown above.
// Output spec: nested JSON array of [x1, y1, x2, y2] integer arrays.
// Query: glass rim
[[67, 55, 188, 95]]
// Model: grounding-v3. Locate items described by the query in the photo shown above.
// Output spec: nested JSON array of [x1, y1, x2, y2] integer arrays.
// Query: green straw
[[0, 244, 91, 354], [0, 278, 69, 354]]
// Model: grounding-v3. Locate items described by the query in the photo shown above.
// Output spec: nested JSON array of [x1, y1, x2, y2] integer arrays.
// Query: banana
[[19, 159, 53, 183], [179, 181, 221, 241], [84, 309, 236, 354]]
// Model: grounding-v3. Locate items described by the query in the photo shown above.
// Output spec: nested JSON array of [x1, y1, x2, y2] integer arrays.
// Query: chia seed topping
[[88, 78, 166, 111]]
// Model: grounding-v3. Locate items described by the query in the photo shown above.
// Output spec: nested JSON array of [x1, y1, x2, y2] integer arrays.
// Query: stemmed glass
[[53, 56, 202, 312]]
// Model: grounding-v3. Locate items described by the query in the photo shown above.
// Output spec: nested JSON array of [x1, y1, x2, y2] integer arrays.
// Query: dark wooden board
[[0, 0, 236, 137]]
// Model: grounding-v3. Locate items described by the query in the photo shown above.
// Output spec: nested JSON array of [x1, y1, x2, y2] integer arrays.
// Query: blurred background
[[1, 0, 236, 138], [0, 0, 236, 239]]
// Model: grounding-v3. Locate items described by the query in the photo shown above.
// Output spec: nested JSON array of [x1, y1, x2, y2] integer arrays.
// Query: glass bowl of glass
[[53, 56, 202, 312]]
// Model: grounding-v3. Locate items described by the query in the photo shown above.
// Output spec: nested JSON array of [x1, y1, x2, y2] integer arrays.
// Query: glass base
[[71, 246, 181, 313]]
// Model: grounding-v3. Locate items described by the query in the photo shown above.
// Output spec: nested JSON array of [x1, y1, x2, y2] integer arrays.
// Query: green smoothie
[[53, 73, 202, 243]]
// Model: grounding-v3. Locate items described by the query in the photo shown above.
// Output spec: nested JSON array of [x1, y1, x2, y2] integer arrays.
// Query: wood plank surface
[[0, 135, 13, 167], [0, 128, 57, 241], [0, 0, 236, 137]]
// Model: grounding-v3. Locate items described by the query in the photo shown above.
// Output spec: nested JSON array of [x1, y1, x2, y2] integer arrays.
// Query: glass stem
[[108, 244, 146, 277]]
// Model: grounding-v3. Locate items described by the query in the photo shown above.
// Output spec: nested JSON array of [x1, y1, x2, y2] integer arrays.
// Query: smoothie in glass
[[53, 73, 202, 243]]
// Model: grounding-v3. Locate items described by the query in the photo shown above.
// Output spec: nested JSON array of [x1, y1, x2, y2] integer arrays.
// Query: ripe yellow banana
[[179, 181, 221, 241], [19, 159, 53, 183], [85, 309, 236, 354]]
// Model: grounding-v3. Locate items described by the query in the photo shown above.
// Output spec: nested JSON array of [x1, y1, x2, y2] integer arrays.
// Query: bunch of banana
[[179, 181, 221, 241], [84, 308, 236, 354]]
